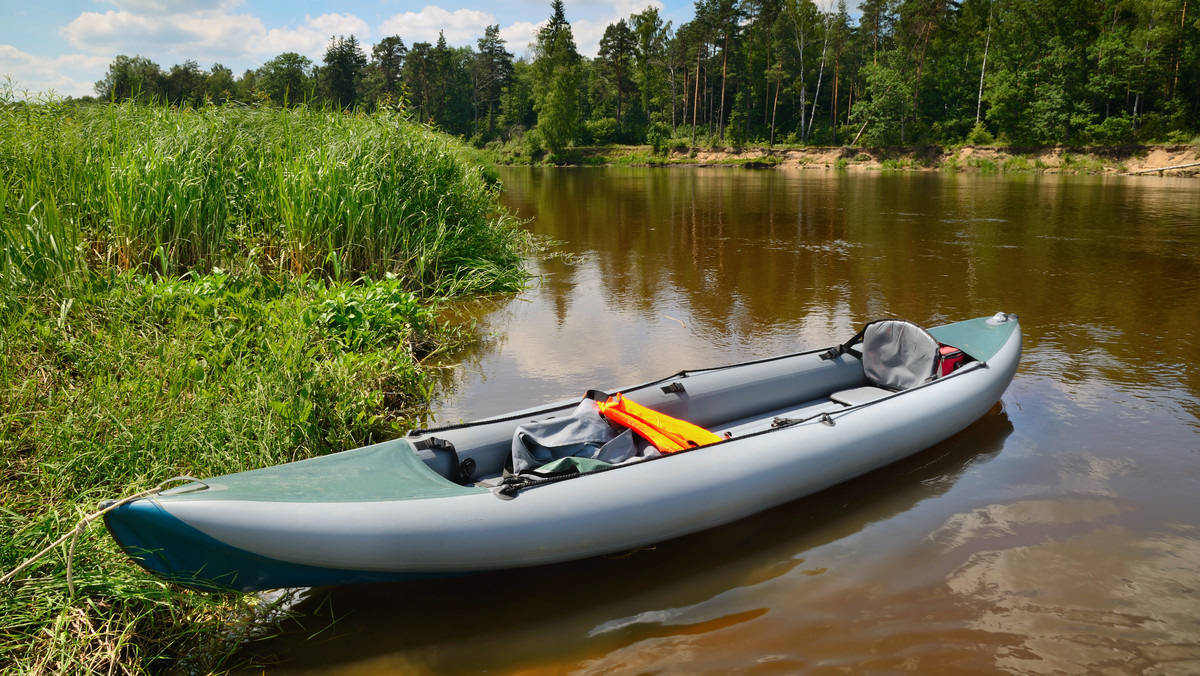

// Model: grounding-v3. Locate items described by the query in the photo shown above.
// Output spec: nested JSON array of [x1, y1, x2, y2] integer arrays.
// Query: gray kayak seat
[[829, 319, 942, 406], [861, 320, 942, 390]]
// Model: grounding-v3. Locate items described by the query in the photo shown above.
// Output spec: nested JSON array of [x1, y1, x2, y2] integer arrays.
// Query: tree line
[[91, 0, 1200, 149]]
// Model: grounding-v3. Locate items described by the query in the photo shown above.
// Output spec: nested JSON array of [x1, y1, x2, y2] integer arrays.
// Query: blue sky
[[1, 1, 714, 98]]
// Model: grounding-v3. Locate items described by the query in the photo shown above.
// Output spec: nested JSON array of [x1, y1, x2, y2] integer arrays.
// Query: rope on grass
[[1, 476, 206, 596]]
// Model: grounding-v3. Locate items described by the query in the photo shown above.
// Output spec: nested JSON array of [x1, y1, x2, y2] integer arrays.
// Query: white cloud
[[573, 19, 608, 58], [499, 21, 541, 57], [8, 0, 675, 98], [379, 6, 495, 46], [253, 14, 372, 60], [61, 8, 370, 66], [62, 9, 268, 59], [0, 45, 110, 98]]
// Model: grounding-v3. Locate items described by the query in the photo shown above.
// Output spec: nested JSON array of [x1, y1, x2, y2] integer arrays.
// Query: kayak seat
[[860, 319, 942, 391], [826, 318, 942, 407], [830, 386, 892, 407]]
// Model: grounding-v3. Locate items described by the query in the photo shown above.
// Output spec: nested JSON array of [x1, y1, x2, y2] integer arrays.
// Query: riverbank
[[0, 102, 527, 673], [514, 143, 1200, 177]]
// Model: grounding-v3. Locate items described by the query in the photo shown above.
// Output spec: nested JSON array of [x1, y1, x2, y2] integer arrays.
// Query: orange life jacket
[[596, 393, 723, 453]]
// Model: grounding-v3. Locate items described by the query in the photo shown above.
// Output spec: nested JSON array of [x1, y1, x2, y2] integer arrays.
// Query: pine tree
[[320, 35, 367, 109], [599, 19, 637, 130], [364, 35, 407, 106], [475, 25, 514, 137], [532, 0, 583, 151]]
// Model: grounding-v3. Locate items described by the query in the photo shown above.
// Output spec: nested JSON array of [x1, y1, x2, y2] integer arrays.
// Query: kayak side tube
[[105, 315, 1020, 591]]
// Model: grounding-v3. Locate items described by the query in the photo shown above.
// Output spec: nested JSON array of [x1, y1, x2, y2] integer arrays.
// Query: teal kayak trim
[[928, 315, 1019, 362], [153, 439, 487, 504], [104, 499, 445, 591]]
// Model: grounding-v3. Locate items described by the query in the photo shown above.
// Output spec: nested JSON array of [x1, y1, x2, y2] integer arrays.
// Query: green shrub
[[965, 121, 994, 145], [646, 122, 671, 155], [583, 118, 617, 145], [968, 157, 999, 172]]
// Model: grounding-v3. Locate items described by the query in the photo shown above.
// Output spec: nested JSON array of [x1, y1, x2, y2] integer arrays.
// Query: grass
[[1, 90, 528, 674], [1, 88, 526, 295], [1002, 154, 1035, 172], [966, 157, 1000, 173], [1059, 152, 1108, 174]]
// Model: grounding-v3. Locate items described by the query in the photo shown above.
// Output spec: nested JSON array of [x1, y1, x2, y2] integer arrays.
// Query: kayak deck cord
[[1, 475, 205, 596]]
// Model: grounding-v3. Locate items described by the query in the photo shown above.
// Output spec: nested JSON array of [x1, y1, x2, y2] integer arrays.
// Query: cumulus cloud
[[10, 0, 673, 98], [61, 8, 369, 66], [499, 21, 541, 56], [62, 9, 267, 59], [379, 6, 495, 46], [253, 13, 372, 59], [0, 45, 110, 98]]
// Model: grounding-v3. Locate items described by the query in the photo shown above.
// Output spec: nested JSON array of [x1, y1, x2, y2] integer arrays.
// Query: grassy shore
[[0, 94, 527, 673]]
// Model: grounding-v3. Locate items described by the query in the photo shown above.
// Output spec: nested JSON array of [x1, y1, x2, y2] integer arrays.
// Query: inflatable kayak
[[105, 313, 1021, 592]]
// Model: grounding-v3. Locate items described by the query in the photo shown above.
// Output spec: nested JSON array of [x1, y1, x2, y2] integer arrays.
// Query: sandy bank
[[555, 144, 1200, 176]]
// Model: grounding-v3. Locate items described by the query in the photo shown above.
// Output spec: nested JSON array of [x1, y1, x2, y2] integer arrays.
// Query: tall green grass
[[1, 86, 526, 295], [1, 90, 527, 673]]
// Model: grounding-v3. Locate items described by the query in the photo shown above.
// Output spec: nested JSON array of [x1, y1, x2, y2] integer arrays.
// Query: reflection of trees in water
[[423, 293, 522, 420], [503, 168, 1200, 399]]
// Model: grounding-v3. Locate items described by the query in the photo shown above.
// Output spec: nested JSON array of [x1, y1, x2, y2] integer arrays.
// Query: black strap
[[820, 325, 868, 361]]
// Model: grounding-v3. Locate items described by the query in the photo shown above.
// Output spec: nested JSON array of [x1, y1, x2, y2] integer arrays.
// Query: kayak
[[105, 313, 1021, 592]]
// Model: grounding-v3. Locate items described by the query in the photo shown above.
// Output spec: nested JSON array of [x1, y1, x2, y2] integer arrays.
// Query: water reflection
[[241, 168, 1200, 674], [434, 169, 1200, 425]]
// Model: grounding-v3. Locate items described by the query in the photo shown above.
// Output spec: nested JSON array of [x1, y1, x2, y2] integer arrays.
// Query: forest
[[88, 0, 1200, 150]]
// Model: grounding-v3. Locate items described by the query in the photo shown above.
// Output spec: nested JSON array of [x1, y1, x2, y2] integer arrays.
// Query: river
[[241, 167, 1200, 674]]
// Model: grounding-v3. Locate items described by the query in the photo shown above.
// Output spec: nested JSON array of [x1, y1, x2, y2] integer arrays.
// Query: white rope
[[1, 476, 206, 596]]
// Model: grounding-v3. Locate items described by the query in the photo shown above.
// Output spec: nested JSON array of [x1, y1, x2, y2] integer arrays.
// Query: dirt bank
[[683, 144, 1200, 176], [566, 144, 1200, 176]]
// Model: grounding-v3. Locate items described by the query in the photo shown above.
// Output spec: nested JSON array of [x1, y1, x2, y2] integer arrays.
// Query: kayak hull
[[106, 315, 1021, 591]]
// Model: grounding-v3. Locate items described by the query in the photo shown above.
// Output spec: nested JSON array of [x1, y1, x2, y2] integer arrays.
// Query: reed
[[0, 88, 526, 296], [1, 91, 527, 673]]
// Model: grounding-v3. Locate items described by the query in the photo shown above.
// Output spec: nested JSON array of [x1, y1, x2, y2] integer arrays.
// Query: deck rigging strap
[[771, 411, 837, 428]]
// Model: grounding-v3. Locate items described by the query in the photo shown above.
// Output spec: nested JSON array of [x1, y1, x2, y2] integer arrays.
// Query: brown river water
[[239, 167, 1200, 675]]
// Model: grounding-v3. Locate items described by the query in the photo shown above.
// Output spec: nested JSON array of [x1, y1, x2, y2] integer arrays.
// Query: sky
[[0, 0, 710, 99]]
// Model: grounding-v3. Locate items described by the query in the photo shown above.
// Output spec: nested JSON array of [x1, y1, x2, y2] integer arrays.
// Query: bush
[[581, 118, 617, 145], [522, 127, 545, 158], [1084, 115, 1133, 144], [646, 122, 671, 155], [965, 121, 995, 145]]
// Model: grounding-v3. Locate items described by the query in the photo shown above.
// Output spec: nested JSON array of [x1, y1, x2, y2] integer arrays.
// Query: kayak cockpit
[[408, 316, 1016, 489]]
